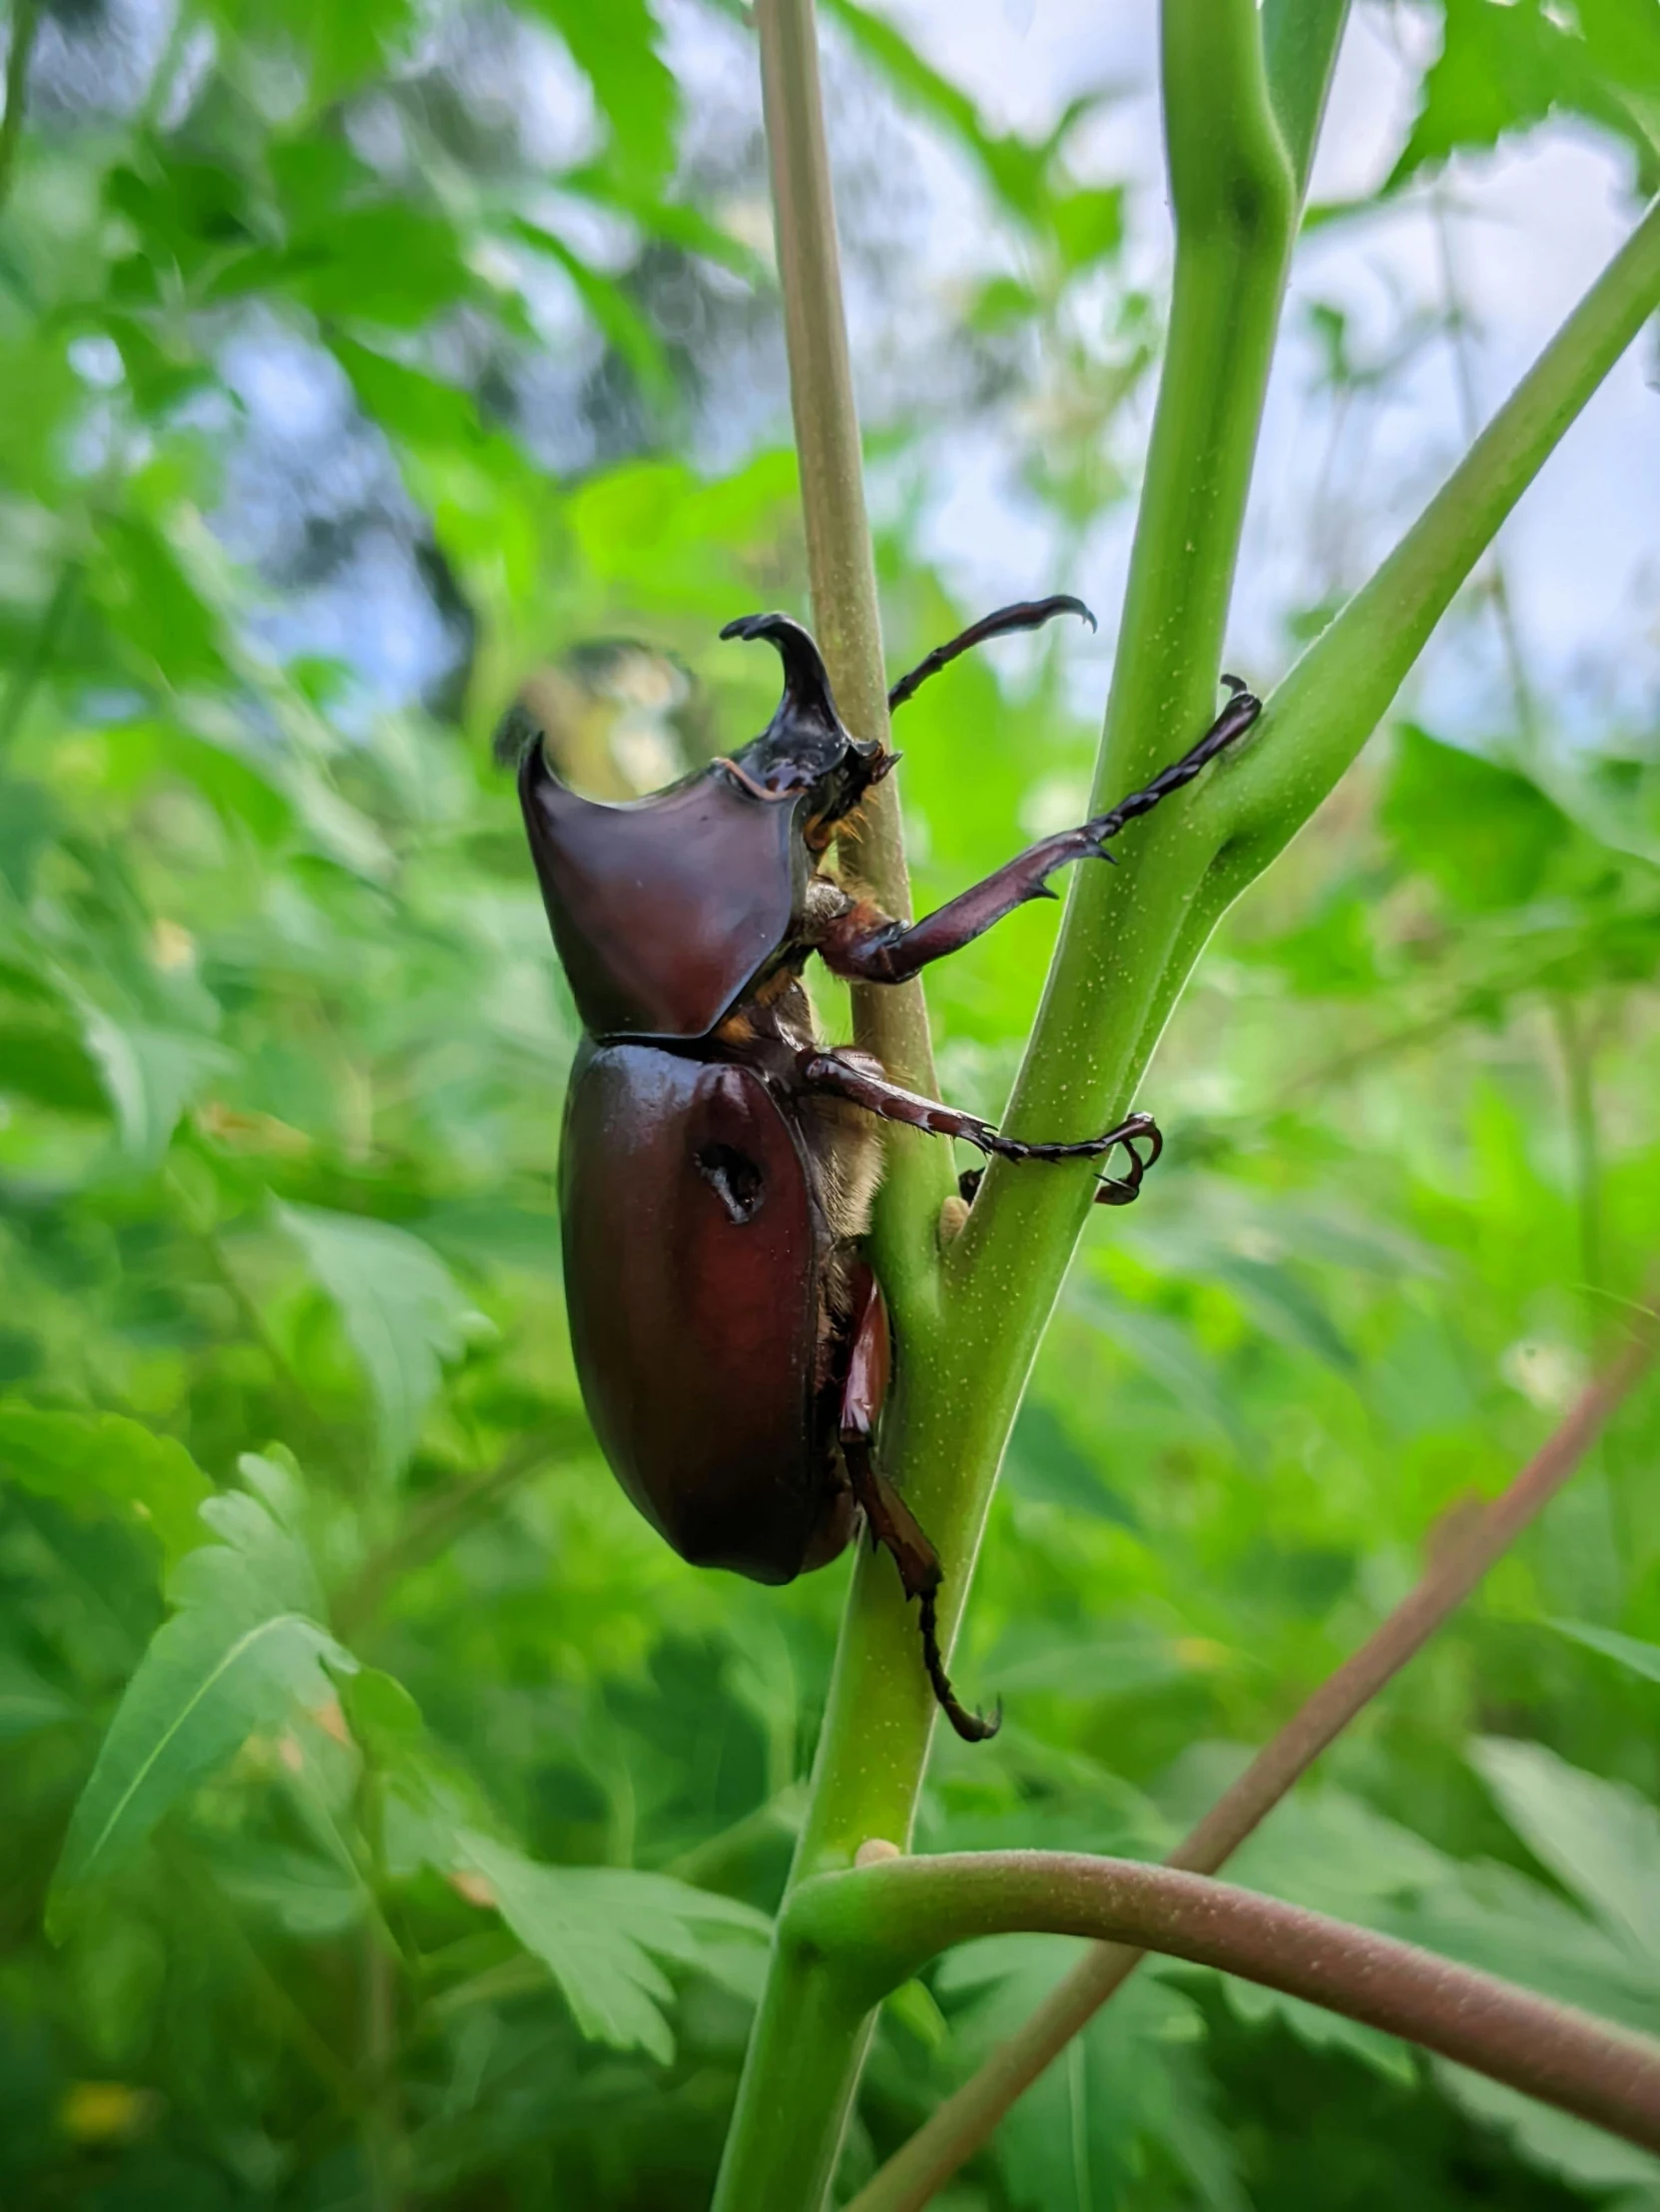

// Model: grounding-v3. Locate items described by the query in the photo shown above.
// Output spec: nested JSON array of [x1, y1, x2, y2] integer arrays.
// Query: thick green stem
[[1195, 193, 1660, 889], [787, 1854, 1660, 2156], [716, 8, 1298, 2204]]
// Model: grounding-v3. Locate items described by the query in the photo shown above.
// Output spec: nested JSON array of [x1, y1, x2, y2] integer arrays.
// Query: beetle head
[[720, 612, 895, 847]]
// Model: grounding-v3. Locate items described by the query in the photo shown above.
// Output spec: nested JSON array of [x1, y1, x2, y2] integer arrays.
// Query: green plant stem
[[847, 1305, 1658, 2212], [0, 0, 40, 217], [716, 10, 1298, 2205], [1263, 0, 1350, 195], [716, 10, 953, 2201], [1552, 997, 1606, 1329], [1196, 193, 1660, 888], [789, 1853, 1660, 2155]]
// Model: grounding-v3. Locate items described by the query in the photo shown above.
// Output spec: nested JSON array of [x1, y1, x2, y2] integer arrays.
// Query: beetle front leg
[[838, 1269, 999, 1744], [816, 679, 1263, 987], [799, 1050, 1162, 1206]]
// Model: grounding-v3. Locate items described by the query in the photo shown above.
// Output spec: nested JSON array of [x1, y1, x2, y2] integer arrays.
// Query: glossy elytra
[[509, 599, 1260, 1739]]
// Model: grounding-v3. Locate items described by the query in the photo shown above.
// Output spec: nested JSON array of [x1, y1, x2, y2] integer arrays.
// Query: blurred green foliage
[[1, 0, 1658, 2206]]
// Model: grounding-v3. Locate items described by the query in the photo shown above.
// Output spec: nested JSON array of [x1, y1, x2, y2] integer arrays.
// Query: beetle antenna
[[721, 611, 842, 734], [887, 593, 1096, 713]]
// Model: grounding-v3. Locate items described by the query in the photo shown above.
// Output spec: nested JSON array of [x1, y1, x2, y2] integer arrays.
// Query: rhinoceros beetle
[[507, 598, 1259, 1740]]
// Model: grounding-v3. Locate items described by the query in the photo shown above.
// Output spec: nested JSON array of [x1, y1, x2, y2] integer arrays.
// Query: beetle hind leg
[[842, 1433, 1001, 1744], [839, 1268, 1000, 1744], [800, 1050, 1163, 1208]]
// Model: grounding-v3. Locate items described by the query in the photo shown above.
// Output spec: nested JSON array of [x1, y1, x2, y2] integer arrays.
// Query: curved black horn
[[720, 612, 843, 734]]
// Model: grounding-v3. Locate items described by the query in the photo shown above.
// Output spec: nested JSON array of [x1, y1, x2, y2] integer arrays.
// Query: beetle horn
[[720, 612, 844, 737]]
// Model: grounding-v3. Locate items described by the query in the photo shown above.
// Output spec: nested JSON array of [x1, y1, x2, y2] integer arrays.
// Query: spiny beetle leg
[[1081, 675, 1262, 847], [839, 1269, 999, 1744], [842, 1435, 1000, 1744], [815, 680, 1262, 990], [799, 1051, 1162, 1204], [886, 593, 1096, 714]]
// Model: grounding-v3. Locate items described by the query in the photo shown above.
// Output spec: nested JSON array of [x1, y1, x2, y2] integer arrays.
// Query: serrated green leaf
[[1472, 1737, 1660, 1967], [49, 1462, 350, 1919], [1434, 2062, 1660, 2192], [0, 1405, 212, 1563], [79, 1009, 232, 1167], [940, 1937, 1243, 2212], [1222, 1977, 1416, 2083], [1390, 0, 1658, 188], [276, 1202, 481, 1478], [455, 1831, 769, 2063]]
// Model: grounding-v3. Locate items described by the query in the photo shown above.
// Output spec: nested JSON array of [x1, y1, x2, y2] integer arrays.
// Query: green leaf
[[0, 1405, 212, 1564], [1433, 2064, 1660, 2193], [88, 514, 230, 691], [1390, 0, 1658, 189], [939, 1938, 1244, 2212], [1550, 1618, 1660, 1685], [49, 1454, 351, 1919], [260, 206, 477, 329], [276, 1202, 482, 1477], [507, 221, 674, 406], [1048, 185, 1125, 271], [0, 1651, 76, 1742], [1472, 1737, 1660, 1967], [80, 1010, 232, 1167], [526, 0, 678, 192], [1074, 1284, 1255, 1458], [454, 1831, 770, 2063], [1382, 724, 1567, 913], [821, 0, 1051, 225], [1003, 1400, 1139, 1525], [1223, 1976, 1416, 2084]]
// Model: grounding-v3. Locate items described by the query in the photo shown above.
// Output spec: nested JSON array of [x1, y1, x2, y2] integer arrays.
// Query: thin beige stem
[[756, 0, 935, 1103]]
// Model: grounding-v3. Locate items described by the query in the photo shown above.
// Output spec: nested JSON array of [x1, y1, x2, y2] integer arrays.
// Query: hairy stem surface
[[847, 1308, 1658, 2211], [791, 1854, 1660, 2156]]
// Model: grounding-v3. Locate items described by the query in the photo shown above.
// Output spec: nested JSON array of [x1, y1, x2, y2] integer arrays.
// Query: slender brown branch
[[847, 1303, 1659, 2211], [795, 1852, 1660, 2156]]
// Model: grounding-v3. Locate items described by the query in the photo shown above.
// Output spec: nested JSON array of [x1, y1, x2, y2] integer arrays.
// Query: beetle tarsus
[[801, 1052, 1161, 1203], [842, 1428, 1000, 1743], [1081, 679, 1264, 850], [887, 593, 1097, 713], [917, 1587, 1002, 1744]]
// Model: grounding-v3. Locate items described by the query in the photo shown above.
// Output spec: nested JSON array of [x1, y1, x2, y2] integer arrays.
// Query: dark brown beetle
[[509, 599, 1260, 1740]]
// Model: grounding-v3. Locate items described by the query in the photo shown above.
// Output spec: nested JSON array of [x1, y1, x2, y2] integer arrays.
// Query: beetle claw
[[917, 1589, 1002, 1744]]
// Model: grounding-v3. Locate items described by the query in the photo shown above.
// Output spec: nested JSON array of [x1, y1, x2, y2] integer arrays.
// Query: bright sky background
[[835, 0, 1660, 759]]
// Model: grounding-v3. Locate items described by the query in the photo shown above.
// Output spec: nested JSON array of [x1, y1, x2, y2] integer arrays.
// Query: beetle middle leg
[[815, 680, 1263, 988], [838, 1267, 999, 1744], [799, 1049, 1162, 1206]]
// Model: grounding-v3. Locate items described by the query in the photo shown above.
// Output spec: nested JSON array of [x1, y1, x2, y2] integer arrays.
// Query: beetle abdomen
[[559, 1041, 847, 1583]]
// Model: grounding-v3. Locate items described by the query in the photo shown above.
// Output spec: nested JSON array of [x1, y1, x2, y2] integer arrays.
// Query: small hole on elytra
[[696, 1143, 766, 1224]]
